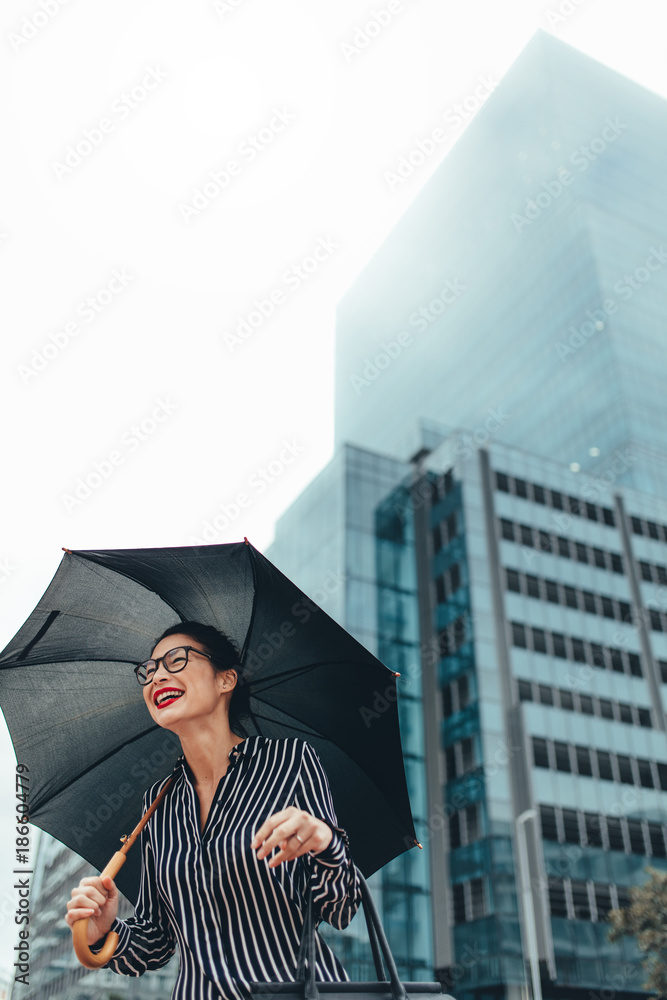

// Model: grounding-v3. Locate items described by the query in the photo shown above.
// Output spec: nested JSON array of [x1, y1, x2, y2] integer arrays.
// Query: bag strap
[[296, 871, 406, 1000]]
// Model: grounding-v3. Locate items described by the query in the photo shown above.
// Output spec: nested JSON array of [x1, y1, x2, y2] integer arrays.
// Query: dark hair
[[153, 621, 249, 734]]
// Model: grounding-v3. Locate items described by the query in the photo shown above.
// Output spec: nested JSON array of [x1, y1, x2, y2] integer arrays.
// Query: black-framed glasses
[[134, 646, 214, 686]]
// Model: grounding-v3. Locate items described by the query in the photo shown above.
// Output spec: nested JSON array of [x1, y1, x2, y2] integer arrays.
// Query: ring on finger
[[292, 833, 304, 844]]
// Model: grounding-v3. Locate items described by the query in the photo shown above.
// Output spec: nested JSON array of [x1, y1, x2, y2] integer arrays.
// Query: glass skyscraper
[[268, 27, 667, 1000]]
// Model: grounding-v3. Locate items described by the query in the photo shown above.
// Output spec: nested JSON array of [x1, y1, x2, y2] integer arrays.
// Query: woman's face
[[142, 633, 235, 731]]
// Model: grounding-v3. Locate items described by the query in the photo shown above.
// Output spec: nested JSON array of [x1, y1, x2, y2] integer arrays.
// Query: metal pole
[[516, 808, 542, 1000]]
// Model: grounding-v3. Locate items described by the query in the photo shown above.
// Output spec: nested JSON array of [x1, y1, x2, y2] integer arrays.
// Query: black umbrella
[[0, 540, 416, 906]]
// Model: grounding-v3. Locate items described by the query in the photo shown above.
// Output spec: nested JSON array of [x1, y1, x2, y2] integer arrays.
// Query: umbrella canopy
[[0, 541, 416, 903]]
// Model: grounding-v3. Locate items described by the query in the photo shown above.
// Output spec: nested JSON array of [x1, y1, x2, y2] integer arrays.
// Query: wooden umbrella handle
[[72, 777, 174, 970], [72, 850, 126, 968]]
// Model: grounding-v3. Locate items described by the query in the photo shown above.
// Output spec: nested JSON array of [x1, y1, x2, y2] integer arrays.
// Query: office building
[[269, 28, 667, 1000]]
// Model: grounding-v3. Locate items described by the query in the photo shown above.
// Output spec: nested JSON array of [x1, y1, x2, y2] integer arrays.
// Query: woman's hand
[[65, 874, 119, 945], [252, 806, 333, 867]]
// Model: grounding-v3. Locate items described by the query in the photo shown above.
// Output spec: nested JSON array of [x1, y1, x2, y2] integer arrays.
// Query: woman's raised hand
[[252, 806, 333, 867], [65, 874, 118, 945]]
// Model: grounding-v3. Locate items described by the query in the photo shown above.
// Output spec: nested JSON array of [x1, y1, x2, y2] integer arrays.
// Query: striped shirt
[[96, 737, 362, 1000]]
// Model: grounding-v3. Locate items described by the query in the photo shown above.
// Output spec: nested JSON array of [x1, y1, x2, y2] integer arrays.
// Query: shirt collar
[[174, 736, 261, 781]]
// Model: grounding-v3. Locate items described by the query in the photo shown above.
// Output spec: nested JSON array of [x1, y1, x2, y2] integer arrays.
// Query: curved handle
[[72, 850, 127, 969]]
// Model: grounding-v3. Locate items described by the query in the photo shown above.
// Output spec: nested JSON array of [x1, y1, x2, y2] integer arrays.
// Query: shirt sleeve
[[293, 742, 362, 930], [90, 790, 176, 976]]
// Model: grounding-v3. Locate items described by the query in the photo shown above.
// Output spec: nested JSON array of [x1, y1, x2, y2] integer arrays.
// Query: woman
[[66, 621, 361, 1000]]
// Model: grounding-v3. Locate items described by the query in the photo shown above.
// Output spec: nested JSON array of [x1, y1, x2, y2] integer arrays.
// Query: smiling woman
[[65, 621, 361, 1000]]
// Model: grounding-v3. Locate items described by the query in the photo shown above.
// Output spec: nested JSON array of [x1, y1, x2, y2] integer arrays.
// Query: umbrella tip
[[393, 671, 401, 677], [416, 840, 423, 849], [244, 537, 249, 545], [62, 547, 72, 554]]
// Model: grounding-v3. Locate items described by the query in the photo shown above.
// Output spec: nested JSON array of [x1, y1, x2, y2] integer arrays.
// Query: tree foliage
[[608, 866, 667, 997]]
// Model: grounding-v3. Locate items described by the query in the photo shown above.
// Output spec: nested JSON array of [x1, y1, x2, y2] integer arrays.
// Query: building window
[[452, 884, 466, 924], [596, 751, 614, 781], [538, 684, 554, 706], [557, 536, 571, 558], [540, 805, 558, 840], [606, 818, 625, 851], [560, 689, 574, 710], [593, 548, 606, 569], [579, 695, 594, 715], [575, 746, 593, 776], [539, 530, 552, 552], [647, 521, 660, 540], [449, 813, 461, 850], [564, 585, 578, 609], [514, 478, 528, 498], [631, 517, 644, 535], [585, 503, 599, 522], [496, 472, 510, 492], [582, 591, 597, 614], [585, 813, 603, 846], [512, 622, 527, 648], [548, 881, 568, 918], [545, 579, 560, 603], [533, 738, 549, 768], [640, 562, 653, 582], [562, 809, 580, 843], [469, 878, 485, 919], [520, 524, 533, 547], [550, 490, 564, 510], [500, 519, 515, 541], [518, 679, 533, 702], [570, 881, 591, 920], [449, 563, 461, 594], [576, 542, 589, 563], [531, 627, 547, 653], [571, 638, 586, 662], [533, 484, 546, 504], [526, 575, 540, 598], [637, 759, 654, 788], [554, 742, 572, 772], [506, 568, 521, 592], [616, 755, 634, 785], [551, 633, 567, 658], [611, 553, 623, 573], [602, 508, 615, 527]]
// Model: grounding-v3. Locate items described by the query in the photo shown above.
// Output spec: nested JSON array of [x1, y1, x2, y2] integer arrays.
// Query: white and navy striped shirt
[[97, 737, 362, 1000]]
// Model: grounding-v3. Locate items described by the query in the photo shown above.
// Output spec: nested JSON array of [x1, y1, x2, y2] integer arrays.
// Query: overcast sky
[[1, 0, 666, 979]]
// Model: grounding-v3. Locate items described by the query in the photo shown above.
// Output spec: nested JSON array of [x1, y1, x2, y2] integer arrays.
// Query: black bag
[[250, 872, 448, 1000]]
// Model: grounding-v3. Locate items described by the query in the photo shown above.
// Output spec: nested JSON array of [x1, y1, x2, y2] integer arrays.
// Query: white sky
[[1, 0, 666, 978]]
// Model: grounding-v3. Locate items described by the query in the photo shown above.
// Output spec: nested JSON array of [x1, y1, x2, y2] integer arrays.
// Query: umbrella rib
[[239, 542, 259, 667], [29, 725, 167, 813], [17, 610, 60, 661]]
